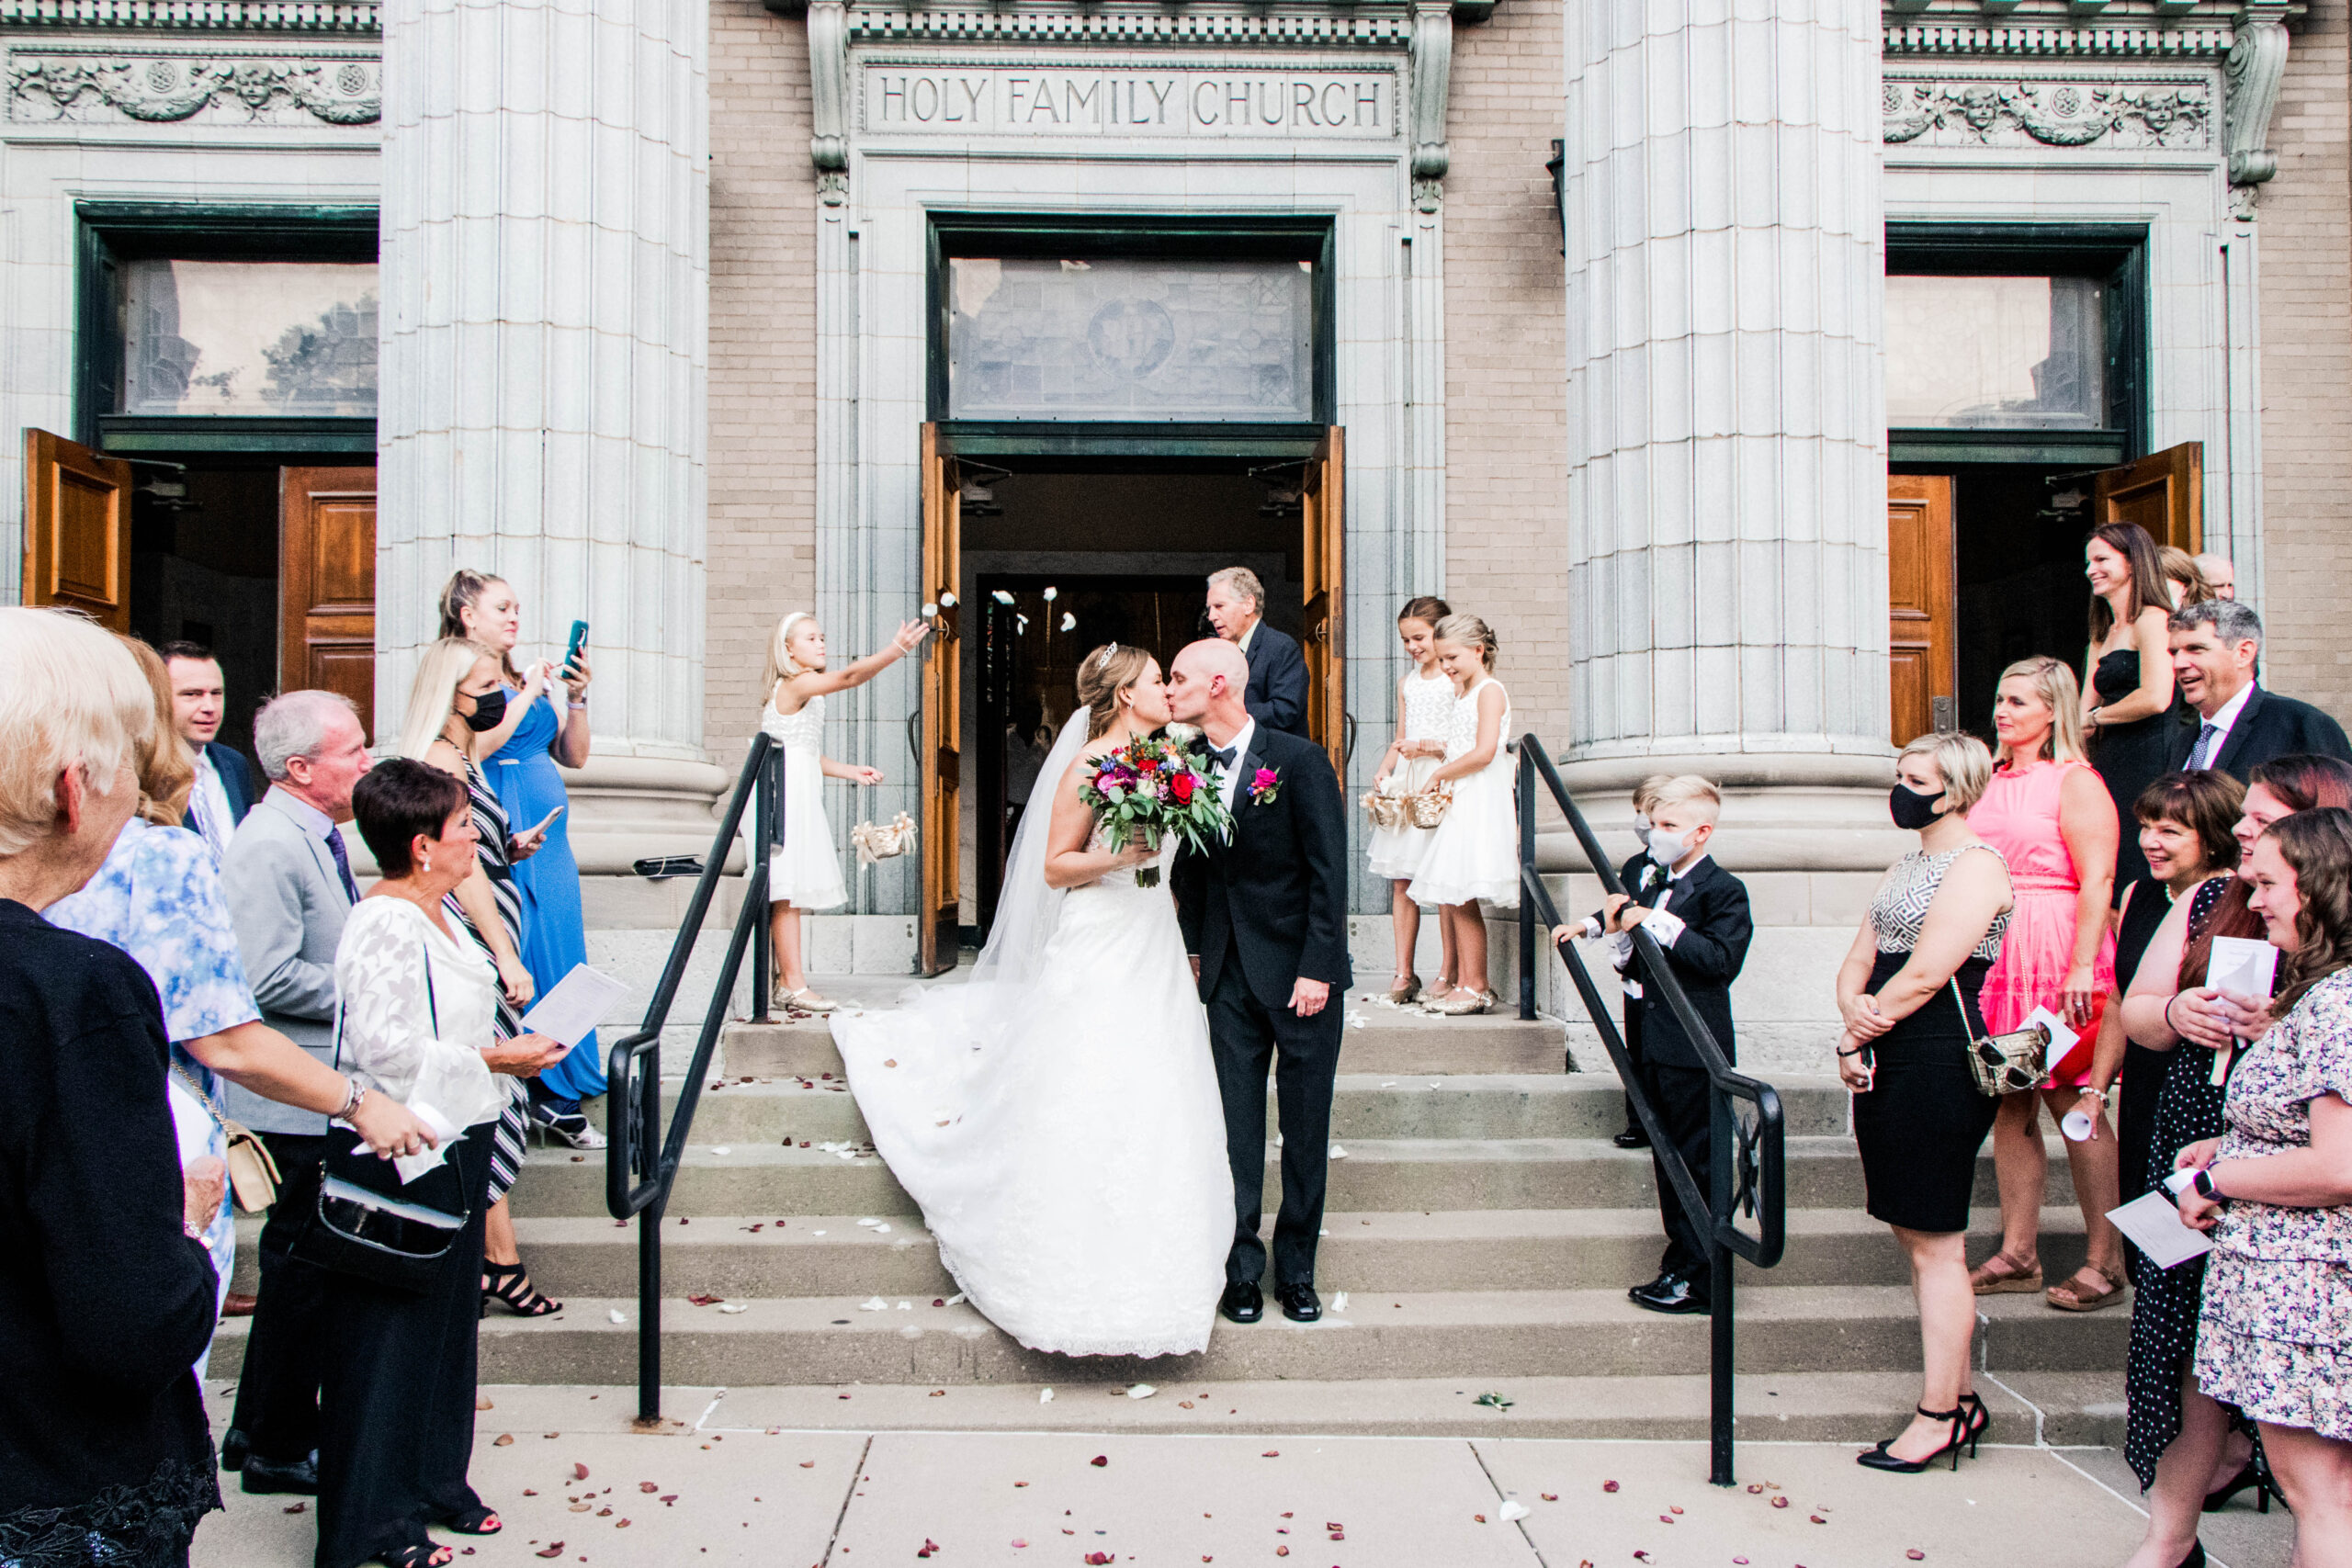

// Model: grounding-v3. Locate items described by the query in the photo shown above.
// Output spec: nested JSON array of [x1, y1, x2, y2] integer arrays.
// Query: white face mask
[[1631, 813, 1653, 848], [1646, 827, 1692, 866]]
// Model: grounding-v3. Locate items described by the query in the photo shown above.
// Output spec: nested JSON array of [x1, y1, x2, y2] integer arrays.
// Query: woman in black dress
[[2082, 522, 2182, 896], [2080, 772, 2245, 1210], [1834, 732, 2016, 1473], [2109, 754, 2352, 1568], [0, 609, 224, 1566]]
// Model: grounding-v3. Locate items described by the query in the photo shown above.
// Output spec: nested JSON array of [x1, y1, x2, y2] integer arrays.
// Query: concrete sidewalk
[[199, 1384, 2293, 1568]]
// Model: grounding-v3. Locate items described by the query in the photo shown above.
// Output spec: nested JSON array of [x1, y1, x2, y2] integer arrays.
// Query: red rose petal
[[1601, 1480, 1620, 1493], [572, 1463, 590, 1481], [1090, 1454, 1109, 1467]]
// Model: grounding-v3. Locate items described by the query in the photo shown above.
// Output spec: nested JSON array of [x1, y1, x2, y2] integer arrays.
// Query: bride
[[832, 643, 1234, 1357]]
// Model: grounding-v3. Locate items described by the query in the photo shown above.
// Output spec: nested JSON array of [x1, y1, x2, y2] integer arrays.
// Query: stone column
[[377, 0, 719, 874], [1560, 0, 1889, 794]]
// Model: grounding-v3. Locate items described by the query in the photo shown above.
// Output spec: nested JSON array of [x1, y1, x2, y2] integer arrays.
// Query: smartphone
[[526, 806, 565, 839], [563, 620, 589, 677]]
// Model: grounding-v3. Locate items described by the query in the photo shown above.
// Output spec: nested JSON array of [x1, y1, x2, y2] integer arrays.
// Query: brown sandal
[[1969, 1252, 2044, 1295], [2045, 1264, 2128, 1312]]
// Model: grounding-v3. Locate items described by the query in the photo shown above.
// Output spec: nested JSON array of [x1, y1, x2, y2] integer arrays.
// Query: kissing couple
[[833, 637, 1351, 1355]]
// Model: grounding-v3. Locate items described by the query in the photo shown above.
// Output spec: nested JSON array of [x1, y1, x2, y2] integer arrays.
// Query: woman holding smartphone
[[1834, 732, 2017, 1473], [439, 570, 603, 1147]]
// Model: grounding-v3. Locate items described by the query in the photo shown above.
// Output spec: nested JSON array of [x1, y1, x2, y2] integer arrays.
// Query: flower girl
[[1408, 613, 1518, 1016], [760, 610, 929, 1013], [1367, 595, 1458, 1003]]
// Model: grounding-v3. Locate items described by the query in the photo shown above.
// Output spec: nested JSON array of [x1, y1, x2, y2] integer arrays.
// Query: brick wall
[[1441, 1, 1572, 743], [706, 0, 820, 758], [2256, 0, 2352, 718]]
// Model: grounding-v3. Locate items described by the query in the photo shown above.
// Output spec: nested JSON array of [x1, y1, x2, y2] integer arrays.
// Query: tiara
[[1096, 641, 1118, 670]]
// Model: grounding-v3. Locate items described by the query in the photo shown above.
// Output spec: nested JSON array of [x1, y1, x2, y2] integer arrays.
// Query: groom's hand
[[1289, 977, 1330, 1017], [1190, 955, 1202, 984]]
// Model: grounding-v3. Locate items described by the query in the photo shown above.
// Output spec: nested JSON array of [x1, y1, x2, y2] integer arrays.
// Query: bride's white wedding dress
[[831, 720, 1233, 1358]]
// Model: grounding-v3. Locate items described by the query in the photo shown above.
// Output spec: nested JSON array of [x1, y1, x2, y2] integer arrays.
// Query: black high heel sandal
[[441, 1505, 502, 1536], [481, 1258, 561, 1318], [2202, 1461, 2276, 1514], [373, 1543, 451, 1568], [1857, 1403, 1980, 1472]]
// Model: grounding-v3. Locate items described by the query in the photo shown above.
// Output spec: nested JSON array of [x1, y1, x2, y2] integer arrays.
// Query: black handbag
[[287, 943, 473, 1295]]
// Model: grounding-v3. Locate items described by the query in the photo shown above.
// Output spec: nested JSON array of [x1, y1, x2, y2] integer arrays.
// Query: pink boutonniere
[[1249, 767, 1281, 805]]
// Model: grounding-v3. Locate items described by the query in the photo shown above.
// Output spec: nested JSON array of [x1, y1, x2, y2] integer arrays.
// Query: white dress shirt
[[187, 748, 235, 865], [2188, 680, 2258, 769], [1211, 718, 1259, 814]]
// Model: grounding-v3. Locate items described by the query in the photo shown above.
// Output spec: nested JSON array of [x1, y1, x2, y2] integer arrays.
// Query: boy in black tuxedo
[[1596, 776, 1752, 1314], [1583, 775, 1674, 1150]]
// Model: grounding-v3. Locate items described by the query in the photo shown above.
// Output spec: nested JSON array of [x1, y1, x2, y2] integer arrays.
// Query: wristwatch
[[2192, 1167, 2224, 1202]]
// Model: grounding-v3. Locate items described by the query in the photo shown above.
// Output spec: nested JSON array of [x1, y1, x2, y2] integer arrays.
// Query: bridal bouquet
[[1075, 732, 1233, 888]]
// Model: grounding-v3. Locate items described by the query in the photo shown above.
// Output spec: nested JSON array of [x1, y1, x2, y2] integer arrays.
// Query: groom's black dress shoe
[[1275, 1283, 1322, 1323], [1612, 1126, 1651, 1150], [240, 1451, 320, 1495], [1219, 1281, 1263, 1325], [1628, 1269, 1710, 1315]]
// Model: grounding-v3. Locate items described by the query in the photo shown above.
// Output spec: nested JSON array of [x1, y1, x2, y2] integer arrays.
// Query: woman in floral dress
[[2176, 806, 2352, 1564]]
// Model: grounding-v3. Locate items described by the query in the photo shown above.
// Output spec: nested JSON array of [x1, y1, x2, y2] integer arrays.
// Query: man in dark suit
[[1205, 566, 1309, 736], [2165, 600, 2352, 777], [161, 640, 254, 864], [1599, 776, 1752, 1315], [1168, 637, 1351, 1325]]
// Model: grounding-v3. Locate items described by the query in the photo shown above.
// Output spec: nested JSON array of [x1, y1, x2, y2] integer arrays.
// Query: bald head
[[2195, 553, 2235, 600], [1167, 637, 1250, 739]]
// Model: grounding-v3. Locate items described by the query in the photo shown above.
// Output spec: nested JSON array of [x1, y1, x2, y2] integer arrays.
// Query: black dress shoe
[[239, 1452, 320, 1495], [218, 1428, 249, 1472], [1628, 1270, 1710, 1315], [1612, 1127, 1651, 1150], [1275, 1282, 1322, 1323], [1219, 1280, 1263, 1325]]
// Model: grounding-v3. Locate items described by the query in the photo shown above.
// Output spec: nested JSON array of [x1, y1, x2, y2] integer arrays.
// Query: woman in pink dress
[[1966, 655, 2130, 1313]]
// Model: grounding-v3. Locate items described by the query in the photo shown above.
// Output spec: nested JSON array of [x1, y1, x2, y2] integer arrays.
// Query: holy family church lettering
[[860, 66, 1395, 138]]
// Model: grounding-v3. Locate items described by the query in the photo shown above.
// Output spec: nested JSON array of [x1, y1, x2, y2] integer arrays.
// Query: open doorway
[[956, 466, 1304, 941]]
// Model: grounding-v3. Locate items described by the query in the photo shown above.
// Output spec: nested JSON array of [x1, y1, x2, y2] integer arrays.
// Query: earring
[[421, 853, 433, 874]]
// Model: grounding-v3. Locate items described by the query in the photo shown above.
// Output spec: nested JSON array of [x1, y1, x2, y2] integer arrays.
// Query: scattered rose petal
[[1908, 1554, 1927, 1562], [615, 1518, 630, 1529], [1811, 1515, 1827, 1524], [494, 1434, 514, 1447], [1771, 1496, 1790, 1509], [1747, 1484, 1762, 1495], [477, 1397, 494, 1411], [915, 1541, 938, 1558], [572, 1463, 590, 1481], [639, 1483, 658, 1494], [1499, 1501, 1531, 1521], [1659, 1515, 1673, 1524], [1086, 1555, 1115, 1565], [688, 1293, 724, 1307], [1012, 1541, 1026, 1550], [800, 1462, 815, 1469], [884, 1059, 897, 1067], [1669, 1506, 1683, 1515], [1541, 1494, 1557, 1502], [933, 1298, 945, 1307], [1090, 1454, 1109, 1467], [282, 1502, 307, 1514], [1602, 1480, 1620, 1493], [536, 1547, 564, 1560], [1179, 1401, 1194, 1409], [1474, 1514, 1487, 1524]]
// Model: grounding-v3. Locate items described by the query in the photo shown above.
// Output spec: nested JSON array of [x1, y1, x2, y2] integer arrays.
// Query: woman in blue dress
[[441, 570, 605, 1146]]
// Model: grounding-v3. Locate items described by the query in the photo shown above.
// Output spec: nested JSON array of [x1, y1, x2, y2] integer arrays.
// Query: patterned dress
[[2193, 965, 2352, 1442], [444, 752, 530, 1199], [45, 815, 262, 1377]]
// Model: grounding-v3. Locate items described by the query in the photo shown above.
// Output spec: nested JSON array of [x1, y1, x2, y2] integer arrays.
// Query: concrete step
[[507, 1134, 2085, 1219], [209, 1285, 2128, 1386], [594, 1073, 1860, 1145], [719, 1009, 1574, 1080]]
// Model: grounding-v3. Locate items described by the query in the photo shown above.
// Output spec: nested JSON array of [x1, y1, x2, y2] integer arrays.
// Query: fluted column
[[1561, 0, 1888, 787], [377, 0, 710, 773]]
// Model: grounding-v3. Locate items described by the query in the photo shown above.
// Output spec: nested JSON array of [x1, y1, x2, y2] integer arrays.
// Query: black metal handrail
[[1512, 737, 1786, 1485], [605, 731, 783, 1427]]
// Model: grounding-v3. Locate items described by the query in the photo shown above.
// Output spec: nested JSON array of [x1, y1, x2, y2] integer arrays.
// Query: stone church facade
[[2, 0, 2341, 1062]]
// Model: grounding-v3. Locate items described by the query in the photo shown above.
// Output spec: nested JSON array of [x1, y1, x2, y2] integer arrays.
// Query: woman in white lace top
[[320, 761, 566, 1568]]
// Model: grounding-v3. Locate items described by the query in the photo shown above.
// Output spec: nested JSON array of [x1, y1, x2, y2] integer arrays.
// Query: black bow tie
[[1209, 744, 1238, 770]]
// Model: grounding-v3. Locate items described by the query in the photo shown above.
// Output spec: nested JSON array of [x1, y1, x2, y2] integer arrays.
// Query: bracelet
[[2163, 992, 2187, 1040], [1836, 1046, 1867, 1057], [334, 1081, 368, 1122], [2079, 1086, 2109, 1101], [568, 700, 588, 710], [184, 1217, 209, 1242]]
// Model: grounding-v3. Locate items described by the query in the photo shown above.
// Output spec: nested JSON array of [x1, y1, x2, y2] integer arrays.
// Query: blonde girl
[[1368, 595, 1458, 1003], [762, 610, 930, 1013], [1408, 615, 1519, 1015]]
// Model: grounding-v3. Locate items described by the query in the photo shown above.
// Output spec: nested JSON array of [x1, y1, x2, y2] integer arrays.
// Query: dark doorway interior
[[128, 455, 284, 777], [1911, 462, 2098, 736]]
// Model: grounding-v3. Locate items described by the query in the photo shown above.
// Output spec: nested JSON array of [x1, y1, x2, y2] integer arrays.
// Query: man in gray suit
[[218, 691, 372, 1493]]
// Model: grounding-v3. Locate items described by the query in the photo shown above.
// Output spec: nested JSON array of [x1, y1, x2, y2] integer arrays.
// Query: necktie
[[1209, 744, 1238, 771], [324, 828, 360, 905], [2189, 722, 2222, 770], [186, 786, 217, 853]]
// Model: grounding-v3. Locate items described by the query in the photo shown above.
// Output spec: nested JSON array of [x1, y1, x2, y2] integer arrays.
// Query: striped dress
[[444, 750, 531, 1200]]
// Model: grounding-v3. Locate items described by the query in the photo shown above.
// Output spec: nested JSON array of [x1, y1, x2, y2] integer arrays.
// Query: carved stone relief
[[1883, 77, 2211, 148], [7, 52, 381, 126]]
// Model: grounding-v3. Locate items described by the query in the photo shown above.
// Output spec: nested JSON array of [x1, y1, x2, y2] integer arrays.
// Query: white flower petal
[[718, 1303, 749, 1314], [608, 1309, 628, 1324], [875, 1224, 893, 1234], [1039, 1387, 1055, 1404], [859, 1296, 889, 1312], [1329, 1145, 1349, 1158], [896, 1301, 912, 1310], [857, 1218, 881, 1227], [1499, 1501, 1531, 1522], [713, 1145, 731, 1156], [947, 1292, 967, 1305], [1332, 1292, 1350, 1312], [1126, 1384, 1157, 1400]]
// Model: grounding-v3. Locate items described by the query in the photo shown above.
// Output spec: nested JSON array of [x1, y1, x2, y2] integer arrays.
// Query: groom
[[1167, 638, 1352, 1325]]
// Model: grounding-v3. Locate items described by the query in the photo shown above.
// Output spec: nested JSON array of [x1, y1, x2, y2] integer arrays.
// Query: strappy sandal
[[375, 1543, 452, 1568], [481, 1259, 560, 1319], [1387, 974, 1420, 1004], [2046, 1263, 2128, 1312], [1968, 1251, 2043, 1295], [1428, 989, 1495, 1017], [441, 1506, 502, 1536], [775, 987, 841, 1015]]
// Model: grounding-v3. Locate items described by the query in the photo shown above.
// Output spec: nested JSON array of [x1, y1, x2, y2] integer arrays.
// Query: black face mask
[[1890, 783, 1946, 830], [463, 686, 508, 733]]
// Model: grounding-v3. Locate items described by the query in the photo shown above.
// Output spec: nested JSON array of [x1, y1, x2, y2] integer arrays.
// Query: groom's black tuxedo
[[1173, 724, 1352, 1290]]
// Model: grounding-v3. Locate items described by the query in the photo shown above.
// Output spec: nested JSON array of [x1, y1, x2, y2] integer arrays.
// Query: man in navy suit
[[1205, 566, 1309, 737], [2164, 601, 2352, 778], [162, 639, 254, 864]]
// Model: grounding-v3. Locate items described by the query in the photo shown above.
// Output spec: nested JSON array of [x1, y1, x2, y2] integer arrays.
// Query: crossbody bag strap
[[168, 1060, 231, 1132], [1950, 976, 1981, 1048]]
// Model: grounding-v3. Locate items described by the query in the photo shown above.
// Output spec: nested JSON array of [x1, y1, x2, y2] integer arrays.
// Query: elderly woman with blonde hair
[[1835, 730, 2016, 1472], [0, 612, 239, 1562]]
